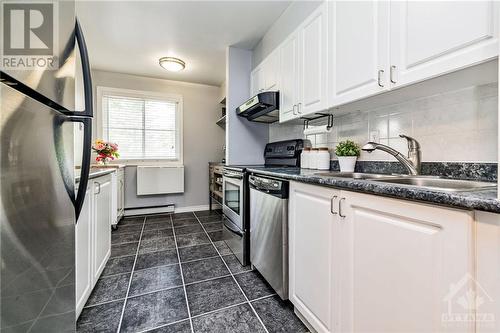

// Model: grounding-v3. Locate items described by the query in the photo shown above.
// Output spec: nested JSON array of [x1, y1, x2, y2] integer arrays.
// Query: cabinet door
[[328, 0, 390, 107], [299, 2, 328, 116], [92, 176, 112, 282], [390, 1, 499, 88], [279, 32, 300, 123], [289, 181, 339, 333], [339, 191, 475, 333], [250, 66, 263, 96], [475, 211, 500, 333], [118, 171, 125, 219], [76, 185, 92, 317], [263, 49, 279, 91]]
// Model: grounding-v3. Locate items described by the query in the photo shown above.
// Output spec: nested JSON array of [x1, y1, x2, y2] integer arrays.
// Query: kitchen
[[1, 0, 500, 332]]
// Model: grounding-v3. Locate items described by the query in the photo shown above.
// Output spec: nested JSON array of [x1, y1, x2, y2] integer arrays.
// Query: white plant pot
[[338, 156, 357, 172]]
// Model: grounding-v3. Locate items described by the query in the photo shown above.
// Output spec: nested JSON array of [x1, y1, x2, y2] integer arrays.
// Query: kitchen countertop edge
[[246, 167, 500, 214], [76, 168, 115, 183]]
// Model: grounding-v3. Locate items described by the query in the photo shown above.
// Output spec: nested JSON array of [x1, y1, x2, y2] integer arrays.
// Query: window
[[99, 87, 182, 161]]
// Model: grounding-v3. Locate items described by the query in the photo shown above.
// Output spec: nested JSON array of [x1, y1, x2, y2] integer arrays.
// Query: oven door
[[222, 171, 243, 229]]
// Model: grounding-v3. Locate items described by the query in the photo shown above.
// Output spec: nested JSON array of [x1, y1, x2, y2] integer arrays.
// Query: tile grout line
[[139, 299, 249, 333], [135, 317, 190, 333], [26, 265, 76, 332], [83, 297, 126, 309], [193, 212, 270, 333], [116, 216, 147, 333], [171, 214, 195, 333]]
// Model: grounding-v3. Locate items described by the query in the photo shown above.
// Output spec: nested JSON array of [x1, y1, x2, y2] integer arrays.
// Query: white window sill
[[108, 160, 183, 167]]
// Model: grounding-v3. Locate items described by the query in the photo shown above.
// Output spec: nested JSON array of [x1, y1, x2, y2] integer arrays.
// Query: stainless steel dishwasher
[[249, 174, 289, 300]]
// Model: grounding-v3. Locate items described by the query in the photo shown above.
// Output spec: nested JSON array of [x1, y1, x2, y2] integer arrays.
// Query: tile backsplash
[[269, 83, 498, 162]]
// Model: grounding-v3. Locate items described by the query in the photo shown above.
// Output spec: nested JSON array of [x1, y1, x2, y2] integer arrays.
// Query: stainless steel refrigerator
[[0, 3, 93, 331]]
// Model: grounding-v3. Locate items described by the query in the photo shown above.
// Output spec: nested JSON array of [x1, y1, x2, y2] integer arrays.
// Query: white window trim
[[96, 86, 184, 166]]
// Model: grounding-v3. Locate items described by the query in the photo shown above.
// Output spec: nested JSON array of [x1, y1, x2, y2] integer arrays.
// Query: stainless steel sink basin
[[315, 172, 403, 180], [371, 176, 496, 192]]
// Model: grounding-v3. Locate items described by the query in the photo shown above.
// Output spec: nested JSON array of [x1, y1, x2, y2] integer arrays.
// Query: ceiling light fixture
[[159, 57, 186, 72]]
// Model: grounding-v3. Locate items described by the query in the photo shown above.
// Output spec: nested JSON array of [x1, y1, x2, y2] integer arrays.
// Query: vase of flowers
[[335, 140, 360, 172], [92, 139, 119, 165]]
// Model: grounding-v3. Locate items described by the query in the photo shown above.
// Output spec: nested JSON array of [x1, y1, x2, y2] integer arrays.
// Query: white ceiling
[[76, 1, 291, 86]]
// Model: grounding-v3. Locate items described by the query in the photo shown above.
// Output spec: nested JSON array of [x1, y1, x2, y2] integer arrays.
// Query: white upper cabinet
[[250, 66, 263, 96], [299, 2, 328, 116], [328, 1, 390, 106], [263, 49, 279, 92], [390, 0, 499, 88], [279, 32, 300, 123], [256, 0, 499, 121], [250, 49, 279, 96]]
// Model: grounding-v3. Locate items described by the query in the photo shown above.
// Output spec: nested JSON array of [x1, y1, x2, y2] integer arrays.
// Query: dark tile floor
[[77, 210, 309, 333]]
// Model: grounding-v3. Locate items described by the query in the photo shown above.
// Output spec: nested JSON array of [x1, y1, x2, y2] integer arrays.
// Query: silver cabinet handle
[[94, 182, 101, 195], [297, 102, 302, 114], [390, 65, 396, 84], [377, 70, 384, 87], [339, 197, 346, 218], [292, 104, 297, 115], [330, 195, 338, 215]]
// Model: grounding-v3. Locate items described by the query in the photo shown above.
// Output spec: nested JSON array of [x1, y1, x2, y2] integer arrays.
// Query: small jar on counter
[[300, 147, 311, 169], [309, 148, 319, 170], [317, 147, 331, 170]]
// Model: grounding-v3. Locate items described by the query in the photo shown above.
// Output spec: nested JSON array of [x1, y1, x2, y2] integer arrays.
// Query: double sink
[[315, 172, 496, 192]]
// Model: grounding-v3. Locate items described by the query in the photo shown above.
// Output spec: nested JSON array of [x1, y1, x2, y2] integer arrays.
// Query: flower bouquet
[[92, 139, 119, 165]]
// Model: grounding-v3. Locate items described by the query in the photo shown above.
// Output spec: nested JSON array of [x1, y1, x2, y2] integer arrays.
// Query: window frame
[[96, 86, 183, 165]]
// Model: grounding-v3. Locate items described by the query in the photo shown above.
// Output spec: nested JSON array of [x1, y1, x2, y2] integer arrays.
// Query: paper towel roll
[[303, 125, 332, 136]]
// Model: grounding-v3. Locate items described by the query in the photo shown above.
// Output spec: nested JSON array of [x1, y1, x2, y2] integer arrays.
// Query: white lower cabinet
[[76, 173, 112, 317], [289, 182, 340, 333], [339, 191, 475, 333], [474, 211, 500, 333], [117, 168, 125, 220], [111, 168, 125, 227], [92, 176, 112, 282], [75, 184, 92, 317], [289, 181, 476, 333]]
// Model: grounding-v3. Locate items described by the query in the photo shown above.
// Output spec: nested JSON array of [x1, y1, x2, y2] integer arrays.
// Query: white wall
[[91, 70, 225, 210], [270, 83, 499, 162], [252, 0, 322, 69], [226, 47, 269, 165]]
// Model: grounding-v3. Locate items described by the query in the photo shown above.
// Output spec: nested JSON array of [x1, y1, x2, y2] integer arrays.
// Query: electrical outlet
[[370, 130, 380, 143]]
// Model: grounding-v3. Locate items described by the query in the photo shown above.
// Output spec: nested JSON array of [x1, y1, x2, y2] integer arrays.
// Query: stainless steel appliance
[[0, 16, 93, 331], [236, 91, 279, 123], [222, 139, 309, 267], [222, 167, 248, 266], [249, 175, 289, 300]]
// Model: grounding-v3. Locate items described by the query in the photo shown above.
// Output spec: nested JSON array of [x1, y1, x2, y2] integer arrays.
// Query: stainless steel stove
[[222, 139, 309, 265]]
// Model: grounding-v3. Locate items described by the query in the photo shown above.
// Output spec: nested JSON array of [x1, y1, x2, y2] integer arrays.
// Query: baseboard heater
[[124, 204, 175, 216], [137, 165, 184, 195]]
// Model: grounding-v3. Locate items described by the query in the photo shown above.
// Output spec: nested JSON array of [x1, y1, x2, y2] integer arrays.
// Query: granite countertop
[[246, 167, 500, 214], [75, 167, 115, 183]]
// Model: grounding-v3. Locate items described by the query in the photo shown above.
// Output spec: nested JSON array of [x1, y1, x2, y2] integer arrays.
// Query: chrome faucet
[[362, 134, 421, 175]]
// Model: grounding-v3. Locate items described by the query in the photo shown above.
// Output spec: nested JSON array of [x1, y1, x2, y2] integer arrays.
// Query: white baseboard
[[124, 203, 221, 217]]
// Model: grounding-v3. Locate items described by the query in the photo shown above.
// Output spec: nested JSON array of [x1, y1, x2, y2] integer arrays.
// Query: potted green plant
[[335, 140, 360, 172]]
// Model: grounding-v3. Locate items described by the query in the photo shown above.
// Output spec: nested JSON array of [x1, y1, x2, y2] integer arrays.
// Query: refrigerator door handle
[[75, 19, 93, 118], [69, 117, 92, 220]]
